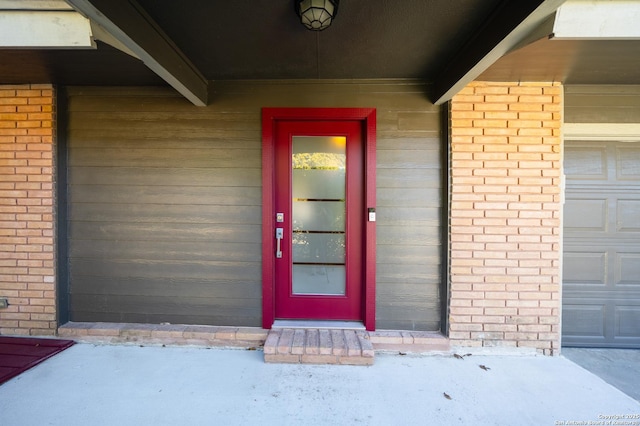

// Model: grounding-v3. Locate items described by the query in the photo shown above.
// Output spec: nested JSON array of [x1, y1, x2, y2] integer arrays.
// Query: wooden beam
[[66, 0, 208, 106], [430, 0, 566, 105]]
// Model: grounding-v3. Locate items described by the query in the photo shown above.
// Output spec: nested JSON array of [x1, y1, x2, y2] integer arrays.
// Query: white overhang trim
[[0, 0, 72, 10], [0, 10, 95, 48], [553, 0, 640, 40], [565, 123, 640, 141]]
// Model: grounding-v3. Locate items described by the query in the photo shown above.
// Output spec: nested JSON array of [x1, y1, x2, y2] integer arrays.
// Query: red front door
[[273, 120, 364, 321]]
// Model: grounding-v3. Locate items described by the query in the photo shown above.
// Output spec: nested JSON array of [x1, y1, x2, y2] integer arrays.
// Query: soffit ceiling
[[0, 0, 638, 95], [134, 0, 503, 80], [0, 0, 503, 85]]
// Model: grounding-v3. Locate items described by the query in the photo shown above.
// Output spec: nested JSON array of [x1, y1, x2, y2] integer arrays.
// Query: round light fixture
[[295, 0, 339, 31]]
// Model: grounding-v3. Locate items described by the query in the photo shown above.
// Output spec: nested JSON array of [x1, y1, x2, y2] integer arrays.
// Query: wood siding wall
[[65, 81, 442, 330], [565, 85, 640, 123]]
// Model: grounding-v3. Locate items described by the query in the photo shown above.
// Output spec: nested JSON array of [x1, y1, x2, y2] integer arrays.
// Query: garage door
[[563, 140, 640, 348]]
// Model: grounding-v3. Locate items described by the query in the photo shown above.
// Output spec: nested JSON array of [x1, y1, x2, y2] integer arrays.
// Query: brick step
[[264, 328, 374, 365]]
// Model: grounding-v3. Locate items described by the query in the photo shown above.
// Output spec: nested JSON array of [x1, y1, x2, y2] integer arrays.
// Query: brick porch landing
[[264, 328, 374, 365], [58, 322, 450, 364]]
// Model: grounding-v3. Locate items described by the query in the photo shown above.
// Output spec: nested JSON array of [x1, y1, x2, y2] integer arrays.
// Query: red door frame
[[274, 120, 363, 321], [262, 108, 376, 331]]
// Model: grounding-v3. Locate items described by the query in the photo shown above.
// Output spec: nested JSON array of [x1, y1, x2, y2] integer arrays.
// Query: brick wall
[[449, 82, 562, 355], [0, 84, 57, 336]]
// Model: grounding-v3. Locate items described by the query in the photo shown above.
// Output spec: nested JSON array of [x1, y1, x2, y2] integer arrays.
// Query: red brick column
[[0, 84, 57, 336], [449, 82, 562, 355]]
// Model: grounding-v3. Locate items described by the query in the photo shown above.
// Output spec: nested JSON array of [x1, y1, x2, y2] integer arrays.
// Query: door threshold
[[272, 320, 366, 330]]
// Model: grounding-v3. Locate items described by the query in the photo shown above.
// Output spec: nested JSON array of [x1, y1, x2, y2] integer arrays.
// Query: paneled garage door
[[563, 140, 640, 348]]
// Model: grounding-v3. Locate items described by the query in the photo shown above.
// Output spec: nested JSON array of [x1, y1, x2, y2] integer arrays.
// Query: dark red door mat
[[0, 336, 74, 385]]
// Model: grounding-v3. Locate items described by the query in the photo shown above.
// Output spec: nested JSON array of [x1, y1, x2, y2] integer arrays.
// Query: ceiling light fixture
[[295, 0, 339, 31]]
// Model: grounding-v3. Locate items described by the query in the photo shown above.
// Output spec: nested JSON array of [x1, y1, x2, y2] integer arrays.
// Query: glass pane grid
[[291, 136, 347, 296]]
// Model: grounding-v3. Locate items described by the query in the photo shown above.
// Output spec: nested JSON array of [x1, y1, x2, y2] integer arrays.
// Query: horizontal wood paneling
[[69, 223, 262, 243], [68, 129, 260, 143], [69, 240, 261, 262], [66, 85, 264, 326], [66, 81, 443, 330], [565, 85, 640, 123], [68, 148, 260, 168], [69, 185, 260, 206], [69, 277, 260, 301], [70, 259, 260, 282], [70, 294, 261, 326], [69, 167, 261, 188], [377, 150, 441, 169], [374, 84, 443, 330]]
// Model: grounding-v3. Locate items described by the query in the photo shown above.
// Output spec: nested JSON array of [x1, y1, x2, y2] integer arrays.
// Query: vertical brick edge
[[449, 81, 562, 355], [0, 84, 57, 336]]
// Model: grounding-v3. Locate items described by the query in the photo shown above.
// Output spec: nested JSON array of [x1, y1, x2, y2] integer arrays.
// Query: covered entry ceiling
[[1, 0, 639, 104], [132, 0, 502, 81], [1, 0, 503, 84]]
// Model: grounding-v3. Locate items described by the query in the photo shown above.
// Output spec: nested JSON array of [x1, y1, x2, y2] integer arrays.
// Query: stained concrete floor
[[562, 348, 640, 402]]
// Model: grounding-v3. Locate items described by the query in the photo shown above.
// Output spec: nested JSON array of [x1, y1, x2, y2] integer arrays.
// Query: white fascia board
[[0, 10, 95, 48], [0, 0, 73, 9], [565, 123, 640, 141], [553, 0, 640, 39]]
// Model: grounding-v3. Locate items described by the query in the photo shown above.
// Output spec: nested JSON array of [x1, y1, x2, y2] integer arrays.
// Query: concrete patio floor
[[0, 343, 639, 426]]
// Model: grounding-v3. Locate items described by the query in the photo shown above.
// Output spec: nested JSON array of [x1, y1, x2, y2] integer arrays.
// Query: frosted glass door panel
[[292, 169, 345, 200], [291, 135, 346, 296], [293, 265, 346, 295], [292, 201, 345, 232], [292, 233, 345, 264]]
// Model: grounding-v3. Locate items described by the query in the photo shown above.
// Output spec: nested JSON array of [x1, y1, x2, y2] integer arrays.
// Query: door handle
[[275, 228, 284, 258]]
